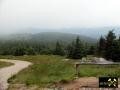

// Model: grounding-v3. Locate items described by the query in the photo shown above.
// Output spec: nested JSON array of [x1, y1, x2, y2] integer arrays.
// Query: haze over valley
[[0, 0, 120, 39], [0, 0, 120, 90]]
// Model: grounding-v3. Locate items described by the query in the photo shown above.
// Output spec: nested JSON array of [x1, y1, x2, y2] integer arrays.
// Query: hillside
[[2, 32, 97, 44], [20, 27, 120, 39]]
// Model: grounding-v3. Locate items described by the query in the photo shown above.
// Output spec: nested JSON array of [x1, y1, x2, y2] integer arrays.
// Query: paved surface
[[0, 59, 32, 90]]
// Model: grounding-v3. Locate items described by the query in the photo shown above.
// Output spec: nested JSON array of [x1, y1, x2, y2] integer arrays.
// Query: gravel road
[[0, 59, 32, 90]]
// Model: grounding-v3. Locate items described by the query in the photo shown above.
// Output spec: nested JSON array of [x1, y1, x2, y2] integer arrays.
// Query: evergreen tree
[[97, 30, 120, 62], [72, 37, 84, 59], [111, 40, 120, 62], [118, 36, 120, 42], [27, 47, 36, 55], [105, 30, 116, 60], [67, 41, 75, 58], [98, 36, 106, 57], [14, 48, 25, 56], [53, 41, 65, 56], [88, 45, 96, 55]]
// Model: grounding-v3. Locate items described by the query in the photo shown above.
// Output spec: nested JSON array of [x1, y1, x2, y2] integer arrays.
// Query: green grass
[[0, 55, 120, 88], [0, 61, 13, 68], [79, 65, 120, 77], [0, 55, 75, 87]]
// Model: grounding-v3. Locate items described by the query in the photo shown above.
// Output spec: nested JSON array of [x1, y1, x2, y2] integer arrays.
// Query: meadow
[[0, 61, 13, 68], [0, 55, 120, 88]]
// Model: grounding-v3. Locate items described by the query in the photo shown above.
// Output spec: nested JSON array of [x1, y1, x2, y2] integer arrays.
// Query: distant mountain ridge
[[1, 32, 97, 44], [21, 27, 120, 38]]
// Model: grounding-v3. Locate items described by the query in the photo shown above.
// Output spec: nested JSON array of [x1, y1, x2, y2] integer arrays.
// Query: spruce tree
[[105, 30, 116, 60], [72, 37, 84, 59], [118, 36, 120, 42], [54, 41, 65, 56], [98, 36, 106, 57], [67, 41, 75, 58], [88, 45, 96, 55], [27, 47, 36, 55], [14, 48, 25, 56], [111, 40, 120, 62]]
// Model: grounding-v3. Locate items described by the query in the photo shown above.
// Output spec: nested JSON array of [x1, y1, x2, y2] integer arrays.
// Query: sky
[[0, 0, 120, 34]]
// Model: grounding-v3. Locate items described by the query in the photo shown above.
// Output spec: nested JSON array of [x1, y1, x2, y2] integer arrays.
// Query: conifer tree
[[67, 41, 75, 58], [72, 37, 84, 59], [14, 48, 25, 56], [88, 45, 96, 55], [54, 41, 65, 56], [105, 30, 116, 60], [98, 36, 106, 57]]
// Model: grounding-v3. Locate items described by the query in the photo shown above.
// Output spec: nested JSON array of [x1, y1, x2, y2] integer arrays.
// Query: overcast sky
[[0, 0, 120, 34]]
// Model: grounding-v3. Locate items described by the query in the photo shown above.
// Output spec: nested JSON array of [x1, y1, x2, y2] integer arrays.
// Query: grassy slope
[[0, 61, 13, 68], [0, 55, 120, 88], [0, 55, 75, 87]]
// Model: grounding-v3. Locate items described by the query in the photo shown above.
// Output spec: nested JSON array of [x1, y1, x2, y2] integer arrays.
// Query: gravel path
[[0, 59, 32, 90]]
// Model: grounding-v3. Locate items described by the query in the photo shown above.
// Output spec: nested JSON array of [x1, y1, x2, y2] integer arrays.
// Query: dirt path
[[0, 59, 32, 90], [56, 77, 120, 90]]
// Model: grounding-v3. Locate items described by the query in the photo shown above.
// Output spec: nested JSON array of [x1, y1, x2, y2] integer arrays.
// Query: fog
[[0, 0, 120, 35]]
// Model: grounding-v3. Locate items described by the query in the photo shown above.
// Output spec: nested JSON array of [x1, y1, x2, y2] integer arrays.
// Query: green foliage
[[0, 61, 13, 68], [1, 55, 120, 88], [53, 41, 65, 56], [0, 33, 95, 57], [26, 47, 36, 55], [98, 30, 120, 62], [98, 36, 106, 57], [87, 45, 96, 55], [8, 75, 16, 83], [105, 30, 116, 60], [79, 65, 120, 77], [72, 37, 84, 59], [67, 41, 75, 58], [39, 47, 52, 55], [0, 30, 119, 61], [14, 48, 25, 56], [3, 55, 75, 87], [67, 37, 85, 59]]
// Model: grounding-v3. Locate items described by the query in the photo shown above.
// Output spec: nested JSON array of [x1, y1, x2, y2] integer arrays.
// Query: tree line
[[98, 30, 120, 62], [0, 38, 94, 57], [0, 30, 119, 62], [67, 30, 120, 62]]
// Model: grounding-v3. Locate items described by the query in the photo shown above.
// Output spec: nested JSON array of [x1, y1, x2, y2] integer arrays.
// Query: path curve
[[0, 59, 32, 90]]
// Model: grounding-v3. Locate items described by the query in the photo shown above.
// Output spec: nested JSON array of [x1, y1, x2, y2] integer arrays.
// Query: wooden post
[[75, 62, 80, 77]]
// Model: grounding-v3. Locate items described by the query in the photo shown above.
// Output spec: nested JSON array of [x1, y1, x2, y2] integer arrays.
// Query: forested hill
[[1, 32, 96, 44]]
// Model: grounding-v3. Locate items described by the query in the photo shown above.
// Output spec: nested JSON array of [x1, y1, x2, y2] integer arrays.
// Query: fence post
[[75, 62, 80, 77]]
